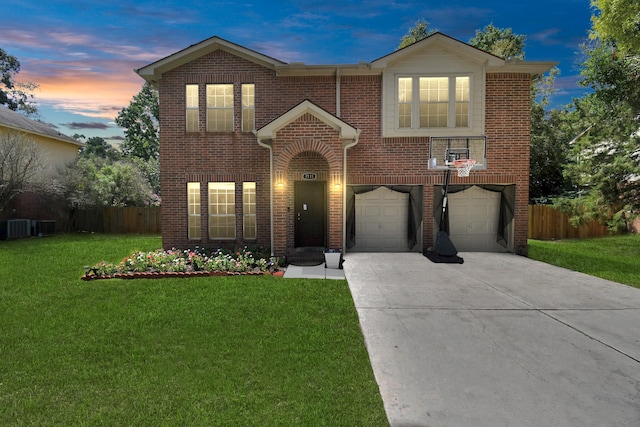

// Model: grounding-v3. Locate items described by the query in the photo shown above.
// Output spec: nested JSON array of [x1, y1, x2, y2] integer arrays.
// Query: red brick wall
[[157, 48, 532, 255]]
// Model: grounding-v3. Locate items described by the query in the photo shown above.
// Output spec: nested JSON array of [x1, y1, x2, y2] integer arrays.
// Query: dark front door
[[295, 181, 326, 247]]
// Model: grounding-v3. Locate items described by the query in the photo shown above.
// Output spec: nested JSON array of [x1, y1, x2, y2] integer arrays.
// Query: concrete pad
[[283, 264, 345, 280], [344, 252, 640, 427]]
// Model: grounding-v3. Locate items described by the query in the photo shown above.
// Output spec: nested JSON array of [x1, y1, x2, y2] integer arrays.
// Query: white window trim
[[395, 74, 471, 131]]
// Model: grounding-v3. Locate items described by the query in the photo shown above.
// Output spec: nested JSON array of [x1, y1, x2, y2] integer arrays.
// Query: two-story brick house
[[136, 32, 555, 257]]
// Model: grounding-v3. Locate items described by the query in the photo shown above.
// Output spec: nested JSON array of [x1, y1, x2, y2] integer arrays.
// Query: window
[[419, 77, 448, 128], [186, 84, 199, 132], [187, 182, 201, 239], [241, 84, 255, 132], [455, 77, 470, 127], [398, 77, 412, 128], [397, 76, 469, 129], [206, 84, 234, 132], [208, 182, 235, 239], [243, 182, 256, 239]]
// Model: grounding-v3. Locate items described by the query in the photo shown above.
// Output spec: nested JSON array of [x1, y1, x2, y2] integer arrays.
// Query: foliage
[[62, 155, 157, 208], [0, 234, 386, 425], [398, 19, 437, 49], [466, 24, 568, 202], [0, 48, 38, 115], [115, 83, 159, 161], [553, 3, 640, 226], [469, 23, 526, 60], [528, 234, 640, 288], [87, 246, 279, 276], [75, 134, 121, 161], [591, 0, 640, 54], [0, 130, 44, 215], [555, 110, 640, 232], [129, 155, 160, 196]]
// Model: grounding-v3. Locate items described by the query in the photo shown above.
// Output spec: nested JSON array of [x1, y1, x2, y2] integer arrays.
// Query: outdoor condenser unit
[[0, 219, 31, 239]]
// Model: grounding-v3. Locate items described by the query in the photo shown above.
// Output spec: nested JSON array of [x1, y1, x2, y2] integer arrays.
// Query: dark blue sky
[[1, 0, 594, 142]]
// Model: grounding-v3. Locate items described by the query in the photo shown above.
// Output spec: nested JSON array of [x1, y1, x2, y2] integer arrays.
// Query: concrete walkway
[[343, 252, 640, 427], [283, 263, 345, 280]]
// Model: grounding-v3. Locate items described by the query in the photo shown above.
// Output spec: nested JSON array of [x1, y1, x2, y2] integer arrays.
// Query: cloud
[[64, 122, 111, 130]]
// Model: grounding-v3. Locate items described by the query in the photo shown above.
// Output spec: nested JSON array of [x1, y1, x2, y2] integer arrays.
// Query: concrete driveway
[[343, 252, 640, 427]]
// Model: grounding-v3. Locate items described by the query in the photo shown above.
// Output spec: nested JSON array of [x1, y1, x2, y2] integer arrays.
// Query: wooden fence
[[528, 204, 609, 240], [74, 207, 161, 234]]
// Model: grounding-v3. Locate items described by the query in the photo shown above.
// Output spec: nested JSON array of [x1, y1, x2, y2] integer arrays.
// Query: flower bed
[[83, 247, 283, 280]]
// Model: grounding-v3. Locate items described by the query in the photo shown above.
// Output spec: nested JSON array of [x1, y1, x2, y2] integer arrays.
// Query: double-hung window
[[208, 182, 235, 239], [206, 84, 234, 132], [187, 182, 201, 239], [398, 76, 469, 129], [242, 182, 256, 239], [241, 84, 255, 132], [186, 84, 199, 132]]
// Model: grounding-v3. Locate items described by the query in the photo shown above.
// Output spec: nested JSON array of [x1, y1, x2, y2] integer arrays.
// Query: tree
[[0, 131, 44, 215], [554, 1, 640, 231], [63, 155, 157, 208], [398, 19, 437, 49], [468, 25, 568, 202], [0, 48, 38, 115], [469, 24, 526, 60], [591, 0, 640, 54], [75, 134, 121, 161], [115, 83, 159, 161]]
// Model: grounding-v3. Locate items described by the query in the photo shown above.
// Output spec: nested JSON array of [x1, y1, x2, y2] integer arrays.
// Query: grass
[[0, 234, 388, 426], [528, 234, 640, 288]]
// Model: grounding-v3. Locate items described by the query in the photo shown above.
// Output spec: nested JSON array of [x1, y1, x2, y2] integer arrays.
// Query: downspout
[[255, 134, 275, 256], [343, 132, 360, 252]]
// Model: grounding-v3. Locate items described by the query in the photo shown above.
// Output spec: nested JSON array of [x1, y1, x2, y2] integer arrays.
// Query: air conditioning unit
[[0, 219, 31, 239]]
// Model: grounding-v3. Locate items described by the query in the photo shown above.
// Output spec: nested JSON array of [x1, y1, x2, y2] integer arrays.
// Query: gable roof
[[136, 32, 557, 84], [371, 32, 505, 68], [136, 36, 287, 85], [0, 107, 82, 147], [371, 32, 556, 78], [255, 100, 360, 143]]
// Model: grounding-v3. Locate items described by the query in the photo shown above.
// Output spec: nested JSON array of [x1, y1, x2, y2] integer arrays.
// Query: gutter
[[255, 134, 275, 256], [342, 131, 361, 252]]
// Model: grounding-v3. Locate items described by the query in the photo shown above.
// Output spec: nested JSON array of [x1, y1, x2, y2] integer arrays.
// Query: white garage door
[[447, 186, 506, 252], [353, 187, 409, 252]]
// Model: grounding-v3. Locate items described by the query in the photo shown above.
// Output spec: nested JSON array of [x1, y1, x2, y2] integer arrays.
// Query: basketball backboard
[[429, 136, 487, 170]]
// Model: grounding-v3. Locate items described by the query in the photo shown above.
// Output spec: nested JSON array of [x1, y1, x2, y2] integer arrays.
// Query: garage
[[353, 187, 409, 252], [446, 186, 510, 252]]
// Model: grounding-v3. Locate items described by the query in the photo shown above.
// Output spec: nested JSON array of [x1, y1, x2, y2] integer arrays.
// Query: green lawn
[[528, 234, 640, 288], [0, 234, 387, 426]]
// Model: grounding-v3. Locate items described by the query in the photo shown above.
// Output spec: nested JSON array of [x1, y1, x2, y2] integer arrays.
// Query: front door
[[295, 181, 326, 247]]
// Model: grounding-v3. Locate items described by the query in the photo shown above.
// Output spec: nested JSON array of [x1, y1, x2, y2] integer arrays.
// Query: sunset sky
[[2, 0, 594, 143]]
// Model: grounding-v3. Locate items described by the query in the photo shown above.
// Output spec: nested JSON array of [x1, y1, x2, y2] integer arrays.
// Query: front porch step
[[286, 247, 326, 266]]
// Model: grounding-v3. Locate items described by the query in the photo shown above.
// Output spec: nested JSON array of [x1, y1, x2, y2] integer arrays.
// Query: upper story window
[[206, 84, 234, 132], [186, 84, 199, 132], [397, 76, 470, 130], [241, 84, 255, 132]]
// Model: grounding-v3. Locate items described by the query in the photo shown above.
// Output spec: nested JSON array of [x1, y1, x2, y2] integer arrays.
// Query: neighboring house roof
[[136, 32, 557, 84], [0, 107, 83, 147]]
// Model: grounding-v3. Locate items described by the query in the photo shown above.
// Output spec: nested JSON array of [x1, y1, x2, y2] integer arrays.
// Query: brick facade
[[143, 35, 549, 256]]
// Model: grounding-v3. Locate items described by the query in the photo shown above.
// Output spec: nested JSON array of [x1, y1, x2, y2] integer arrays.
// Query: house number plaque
[[302, 173, 317, 180]]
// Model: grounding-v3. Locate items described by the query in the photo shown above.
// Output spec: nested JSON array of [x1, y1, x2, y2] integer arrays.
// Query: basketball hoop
[[453, 159, 476, 177]]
